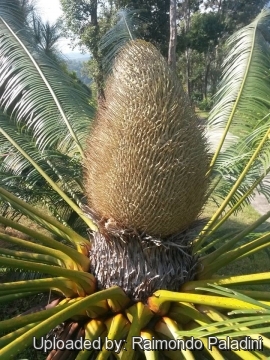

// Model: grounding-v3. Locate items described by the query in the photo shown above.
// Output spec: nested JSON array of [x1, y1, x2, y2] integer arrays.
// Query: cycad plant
[[1, 5, 270, 360]]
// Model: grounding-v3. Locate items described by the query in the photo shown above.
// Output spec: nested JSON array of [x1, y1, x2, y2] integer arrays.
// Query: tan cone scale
[[85, 39, 208, 238]]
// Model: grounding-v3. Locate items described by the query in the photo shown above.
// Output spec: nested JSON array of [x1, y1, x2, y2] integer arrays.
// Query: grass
[[202, 197, 267, 231], [202, 198, 270, 288], [195, 109, 209, 120]]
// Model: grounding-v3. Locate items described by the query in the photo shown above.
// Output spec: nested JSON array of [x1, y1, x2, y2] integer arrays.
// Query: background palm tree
[[1, 6, 270, 360]]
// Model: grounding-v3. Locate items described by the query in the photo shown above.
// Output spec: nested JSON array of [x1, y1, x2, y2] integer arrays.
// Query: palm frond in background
[[31, 15, 63, 56]]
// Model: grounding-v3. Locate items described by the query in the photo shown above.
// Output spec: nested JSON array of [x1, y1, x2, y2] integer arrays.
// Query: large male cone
[[85, 39, 208, 238]]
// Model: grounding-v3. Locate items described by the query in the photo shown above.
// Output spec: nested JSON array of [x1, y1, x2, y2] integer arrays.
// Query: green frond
[[0, 6, 98, 230], [206, 10, 270, 208], [209, 10, 270, 169], [195, 10, 270, 250], [0, 287, 126, 359], [0, 12, 94, 156], [0, 108, 89, 233], [177, 286, 270, 339], [0, 186, 93, 257], [100, 8, 146, 76], [0, 115, 96, 230]]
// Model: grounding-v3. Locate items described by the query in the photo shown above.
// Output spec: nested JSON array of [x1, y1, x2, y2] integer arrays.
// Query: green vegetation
[[195, 109, 209, 121], [1, 2, 270, 360], [59, 0, 269, 103], [65, 58, 92, 86]]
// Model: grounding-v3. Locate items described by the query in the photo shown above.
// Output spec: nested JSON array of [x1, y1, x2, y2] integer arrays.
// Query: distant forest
[[65, 57, 92, 86]]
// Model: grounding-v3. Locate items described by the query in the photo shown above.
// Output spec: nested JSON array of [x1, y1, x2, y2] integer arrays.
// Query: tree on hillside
[[31, 17, 63, 56], [178, 11, 226, 99], [1, 0, 64, 59], [177, 0, 269, 102], [59, 0, 270, 101], [60, 0, 170, 97], [60, 0, 115, 98], [201, 0, 269, 29]]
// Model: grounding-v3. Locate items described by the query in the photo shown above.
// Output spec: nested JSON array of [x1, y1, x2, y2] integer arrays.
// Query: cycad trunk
[[84, 40, 209, 300], [88, 222, 200, 301]]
